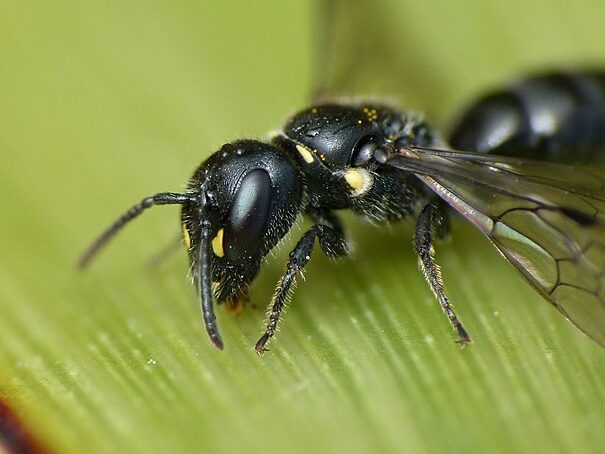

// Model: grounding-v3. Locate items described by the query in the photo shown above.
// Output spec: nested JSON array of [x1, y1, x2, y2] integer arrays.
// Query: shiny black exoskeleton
[[180, 104, 438, 350], [79, 70, 605, 353], [450, 71, 605, 163]]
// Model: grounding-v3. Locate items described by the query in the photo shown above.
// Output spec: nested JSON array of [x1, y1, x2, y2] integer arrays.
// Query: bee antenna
[[195, 222, 223, 349], [77, 192, 194, 269]]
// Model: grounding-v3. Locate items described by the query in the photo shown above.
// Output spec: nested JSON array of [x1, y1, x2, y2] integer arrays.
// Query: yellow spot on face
[[357, 119, 362, 124], [212, 228, 225, 257], [182, 224, 191, 249], [296, 144, 314, 163], [311, 107, 318, 114]]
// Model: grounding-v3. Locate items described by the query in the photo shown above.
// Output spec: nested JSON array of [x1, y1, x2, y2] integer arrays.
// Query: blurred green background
[[1, 1, 604, 452]]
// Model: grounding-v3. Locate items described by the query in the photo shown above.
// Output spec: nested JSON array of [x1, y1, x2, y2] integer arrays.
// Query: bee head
[[182, 140, 303, 303]]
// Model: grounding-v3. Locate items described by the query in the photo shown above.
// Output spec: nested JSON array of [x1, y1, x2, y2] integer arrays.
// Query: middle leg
[[415, 200, 471, 346]]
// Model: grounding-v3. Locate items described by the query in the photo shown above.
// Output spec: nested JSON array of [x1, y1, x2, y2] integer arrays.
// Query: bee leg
[[255, 223, 349, 354], [415, 201, 471, 346], [308, 208, 345, 234]]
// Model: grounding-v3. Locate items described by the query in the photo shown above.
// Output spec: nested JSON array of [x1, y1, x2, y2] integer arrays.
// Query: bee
[[79, 3, 605, 353]]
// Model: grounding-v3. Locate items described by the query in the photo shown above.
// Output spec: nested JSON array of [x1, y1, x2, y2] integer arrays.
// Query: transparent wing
[[313, 0, 605, 122], [312, 0, 449, 105], [387, 147, 605, 347]]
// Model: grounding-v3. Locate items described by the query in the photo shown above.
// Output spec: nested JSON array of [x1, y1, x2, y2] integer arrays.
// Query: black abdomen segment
[[449, 71, 605, 163]]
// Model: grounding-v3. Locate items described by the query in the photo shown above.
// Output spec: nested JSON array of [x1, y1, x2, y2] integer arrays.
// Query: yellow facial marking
[[182, 224, 191, 249], [212, 228, 225, 257], [344, 168, 373, 197], [296, 144, 314, 163]]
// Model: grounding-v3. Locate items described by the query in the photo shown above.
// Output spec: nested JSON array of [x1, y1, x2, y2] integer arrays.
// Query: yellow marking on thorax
[[212, 228, 225, 257], [296, 144, 314, 163], [362, 106, 378, 121], [344, 168, 373, 197], [344, 169, 365, 190]]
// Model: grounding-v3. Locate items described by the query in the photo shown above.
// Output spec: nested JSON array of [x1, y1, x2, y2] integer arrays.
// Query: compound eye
[[352, 136, 386, 167], [224, 169, 273, 260]]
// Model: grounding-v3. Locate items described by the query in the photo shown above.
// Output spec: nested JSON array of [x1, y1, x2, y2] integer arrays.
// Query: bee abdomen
[[449, 71, 605, 163]]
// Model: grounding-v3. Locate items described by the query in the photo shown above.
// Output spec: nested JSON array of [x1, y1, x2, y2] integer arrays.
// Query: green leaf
[[1, 1, 604, 452]]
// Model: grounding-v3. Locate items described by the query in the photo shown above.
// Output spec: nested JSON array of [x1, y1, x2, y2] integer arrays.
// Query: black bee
[[79, 69, 605, 353], [79, 2, 605, 353]]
